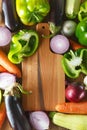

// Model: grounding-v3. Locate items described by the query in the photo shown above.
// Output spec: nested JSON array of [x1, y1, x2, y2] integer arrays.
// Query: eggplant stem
[[3, 82, 32, 97], [16, 83, 32, 94]]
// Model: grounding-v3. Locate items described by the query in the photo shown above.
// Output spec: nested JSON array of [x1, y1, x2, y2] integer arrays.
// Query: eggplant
[[2, 0, 21, 32], [49, 0, 65, 26], [5, 95, 31, 130]]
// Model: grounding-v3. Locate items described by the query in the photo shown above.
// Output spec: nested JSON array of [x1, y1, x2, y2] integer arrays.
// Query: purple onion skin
[[65, 82, 86, 102]]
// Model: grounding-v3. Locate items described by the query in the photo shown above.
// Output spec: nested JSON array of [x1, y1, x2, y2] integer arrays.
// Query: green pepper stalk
[[65, 0, 81, 19], [78, 0, 87, 21], [42, 22, 61, 38], [8, 29, 39, 64], [62, 49, 87, 78], [16, 0, 50, 26]]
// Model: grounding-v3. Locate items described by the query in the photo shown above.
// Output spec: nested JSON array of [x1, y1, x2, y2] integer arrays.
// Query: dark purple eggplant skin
[[2, 0, 21, 32], [49, 0, 65, 26], [5, 95, 31, 130]]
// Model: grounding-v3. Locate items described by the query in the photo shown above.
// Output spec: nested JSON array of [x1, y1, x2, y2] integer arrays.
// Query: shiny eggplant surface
[[2, 0, 20, 32], [5, 95, 31, 130]]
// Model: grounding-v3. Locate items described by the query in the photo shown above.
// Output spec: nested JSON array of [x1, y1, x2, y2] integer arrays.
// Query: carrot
[[0, 65, 7, 72], [0, 49, 21, 78], [0, 102, 6, 128], [69, 39, 85, 50], [55, 101, 87, 114]]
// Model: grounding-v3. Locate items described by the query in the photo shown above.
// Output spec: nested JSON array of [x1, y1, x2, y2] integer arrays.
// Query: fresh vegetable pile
[[49, 0, 87, 129], [0, 0, 87, 130]]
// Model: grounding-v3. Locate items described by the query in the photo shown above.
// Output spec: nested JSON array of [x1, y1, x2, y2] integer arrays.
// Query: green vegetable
[[16, 0, 50, 26], [62, 49, 87, 78], [65, 0, 81, 19], [8, 29, 39, 64], [50, 112, 87, 130], [78, 0, 87, 21], [75, 19, 87, 46]]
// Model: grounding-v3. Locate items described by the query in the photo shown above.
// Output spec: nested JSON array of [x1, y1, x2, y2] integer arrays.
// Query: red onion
[[29, 111, 50, 130], [0, 72, 16, 90], [50, 35, 70, 54], [65, 82, 86, 102], [0, 27, 11, 46]]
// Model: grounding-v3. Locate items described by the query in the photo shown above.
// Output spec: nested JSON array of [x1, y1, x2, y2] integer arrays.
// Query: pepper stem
[[42, 22, 61, 38]]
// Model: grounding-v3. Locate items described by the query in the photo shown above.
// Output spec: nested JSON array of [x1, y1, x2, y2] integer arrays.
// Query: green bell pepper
[[78, 0, 87, 21], [16, 0, 50, 26], [8, 29, 39, 64], [75, 19, 87, 46], [62, 49, 87, 78]]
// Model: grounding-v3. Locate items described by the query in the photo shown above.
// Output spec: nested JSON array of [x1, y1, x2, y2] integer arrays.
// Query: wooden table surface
[[1, 117, 68, 130]]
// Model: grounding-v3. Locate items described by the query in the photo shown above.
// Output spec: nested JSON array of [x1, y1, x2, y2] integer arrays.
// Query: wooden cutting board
[[22, 23, 65, 111]]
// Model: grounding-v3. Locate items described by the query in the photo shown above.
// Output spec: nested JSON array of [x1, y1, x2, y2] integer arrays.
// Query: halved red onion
[[0, 72, 16, 90], [0, 27, 11, 46], [50, 35, 70, 54]]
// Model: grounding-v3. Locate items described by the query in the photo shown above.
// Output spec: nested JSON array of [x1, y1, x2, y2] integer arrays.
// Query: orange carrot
[[69, 39, 85, 50], [0, 49, 21, 78], [0, 102, 6, 129], [0, 65, 7, 72], [55, 101, 87, 114]]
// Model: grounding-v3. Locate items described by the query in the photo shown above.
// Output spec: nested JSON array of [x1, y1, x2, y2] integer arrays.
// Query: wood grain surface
[[22, 23, 65, 111]]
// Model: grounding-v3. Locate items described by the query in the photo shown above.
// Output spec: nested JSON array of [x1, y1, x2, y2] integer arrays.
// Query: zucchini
[[65, 0, 81, 19], [50, 112, 87, 130]]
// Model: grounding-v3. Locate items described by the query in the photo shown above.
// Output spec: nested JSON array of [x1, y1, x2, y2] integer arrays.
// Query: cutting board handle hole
[[42, 26, 45, 29]]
